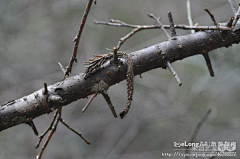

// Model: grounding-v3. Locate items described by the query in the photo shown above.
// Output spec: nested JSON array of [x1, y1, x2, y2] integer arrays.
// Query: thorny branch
[[1, 5, 240, 131], [1, 3, 240, 158]]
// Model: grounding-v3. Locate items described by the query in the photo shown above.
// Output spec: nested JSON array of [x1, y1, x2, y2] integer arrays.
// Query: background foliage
[[0, 0, 240, 158]]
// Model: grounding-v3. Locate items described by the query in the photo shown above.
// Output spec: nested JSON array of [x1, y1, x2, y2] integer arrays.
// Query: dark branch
[[1, 22, 240, 131]]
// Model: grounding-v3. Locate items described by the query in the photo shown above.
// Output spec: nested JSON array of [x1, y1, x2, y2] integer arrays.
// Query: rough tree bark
[[1, 23, 240, 131]]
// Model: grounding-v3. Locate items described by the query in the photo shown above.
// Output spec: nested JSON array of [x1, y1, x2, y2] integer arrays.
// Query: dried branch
[[94, 20, 231, 31], [64, 0, 95, 78], [185, 108, 212, 159], [59, 118, 90, 145], [36, 108, 62, 159], [1, 20, 240, 131], [35, 110, 59, 149], [204, 8, 218, 26], [147, 13, 171, 38], [186, 0, 195, 33]]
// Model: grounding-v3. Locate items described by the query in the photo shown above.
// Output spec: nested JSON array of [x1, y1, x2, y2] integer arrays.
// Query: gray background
[[0, 0, 240, 159]]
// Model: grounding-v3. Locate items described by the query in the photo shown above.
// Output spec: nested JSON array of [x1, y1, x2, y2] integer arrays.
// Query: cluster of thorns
[[22, 0, 240, 158]]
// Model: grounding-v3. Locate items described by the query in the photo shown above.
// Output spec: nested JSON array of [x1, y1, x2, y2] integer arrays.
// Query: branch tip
[[204, 8, 218, 26]]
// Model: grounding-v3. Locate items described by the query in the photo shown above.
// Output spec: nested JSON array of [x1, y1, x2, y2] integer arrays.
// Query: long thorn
[[82, 93, 97, 113], [168, 12, 177, 37], [101, 91, 118, 118], [166, 61, 182, 86], [203, 53, 214, 77], [26, 119, 38, 136]]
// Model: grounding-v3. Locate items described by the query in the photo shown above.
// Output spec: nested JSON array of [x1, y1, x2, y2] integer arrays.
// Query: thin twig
[[228, 0, 237, 15], [58, 62, 66, 74], [167, 12, 177, 37], [35, 110, 59, 149], [59, 118, 91, 145], [166, 61, 182, 86], [232, 4, 240, 28], [101, 91, 118, 118], [204, 8, 218, 26], [82, 93, 97, 113], [94, 20, 231, 31], [116, 27, 142, 51], [186, 0, 195, 33], [203, 53, 214, 77], [36, 108, 62, 159], [64, 0, 95, 78], [185, 108, 212, 159], [147, 13, 171, 38]]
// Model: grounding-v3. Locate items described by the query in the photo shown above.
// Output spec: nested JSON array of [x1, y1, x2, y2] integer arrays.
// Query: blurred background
[[0, 0, 240, 158]]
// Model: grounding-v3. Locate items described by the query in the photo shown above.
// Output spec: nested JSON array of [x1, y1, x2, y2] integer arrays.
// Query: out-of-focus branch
[[186, 0, 195, 34], [185, 108, 212, 159], [1, 21, 240, 131]]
